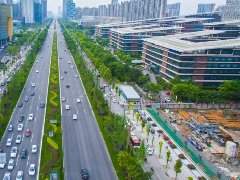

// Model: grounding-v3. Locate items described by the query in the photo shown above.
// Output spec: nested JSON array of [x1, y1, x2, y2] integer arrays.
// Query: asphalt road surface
[[57, 22, 117, 180], [0, 24, 53, 179]]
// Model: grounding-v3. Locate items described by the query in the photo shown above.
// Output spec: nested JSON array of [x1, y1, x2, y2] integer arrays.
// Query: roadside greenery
[[0, 27, 49, 138], [61, 21, 152, 180], [96, 37, 109, 47], [39, 31, 63, 179]]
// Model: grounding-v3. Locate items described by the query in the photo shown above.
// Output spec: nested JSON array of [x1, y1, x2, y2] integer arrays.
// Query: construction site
[[161, 108, 240, 179]]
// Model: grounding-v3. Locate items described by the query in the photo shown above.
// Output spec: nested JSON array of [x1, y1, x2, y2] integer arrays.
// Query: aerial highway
[[0, 23, 54, 179], [57, 22, 117, 180]]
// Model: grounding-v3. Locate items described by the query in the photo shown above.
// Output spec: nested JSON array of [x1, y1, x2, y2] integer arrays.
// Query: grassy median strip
[[39, 31, 63, 179], [0, 27, 48, 138]]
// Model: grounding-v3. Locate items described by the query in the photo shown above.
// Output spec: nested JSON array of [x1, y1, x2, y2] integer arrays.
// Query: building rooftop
[[120, 85, 140, 100], [144, 30, 240, 52], [203, 19, 240, 26], [112, 26, 182, 35]]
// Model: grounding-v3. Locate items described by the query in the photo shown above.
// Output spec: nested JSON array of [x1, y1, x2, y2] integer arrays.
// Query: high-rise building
[[21, 0, 34, 24], [222, 0, 240, 21], [58, 6, 62, 18], [0, 4, 13, 45], [34, 0, 42, 23], [112, 0, 118, 5], [63, 0, 75, 19], [197, 4, 216, 13], [165, 3, 180, 17], [6, 0, 13, 4], [41, 0, 47, 20], [13, 2, 21, 19]]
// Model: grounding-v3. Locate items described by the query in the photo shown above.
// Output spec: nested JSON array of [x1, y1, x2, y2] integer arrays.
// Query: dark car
[[64, 71, 67, 74], [40, 102, 45, 108], [31, 91, 35, 96], [0, 147, 3, 153], [19, 115, 24, 122], [18, 102, 23, 108], [81, 169, 89, 180], [25, 129, 32, 137], [66, 84, 70, 88], [20, 148, 27, 159]]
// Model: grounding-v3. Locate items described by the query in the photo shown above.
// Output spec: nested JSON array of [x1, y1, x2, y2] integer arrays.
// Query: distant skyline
[[48, 0, 226, 15]]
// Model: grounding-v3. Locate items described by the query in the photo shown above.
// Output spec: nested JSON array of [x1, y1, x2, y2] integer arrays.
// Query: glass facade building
[[0, 4, 13, 44]]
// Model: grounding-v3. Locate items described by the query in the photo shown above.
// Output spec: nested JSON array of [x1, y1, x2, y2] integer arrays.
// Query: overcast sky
[[48, 0, 226, 15]]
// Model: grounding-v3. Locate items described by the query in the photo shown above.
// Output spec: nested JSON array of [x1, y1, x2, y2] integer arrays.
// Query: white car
[[24, 96, 28, 102], [67, 61, 71, 64], [16, 171, 23, 180], [15, 135, 22, 144], [61, 76, 64, 80], [62, 97, 66, 102], [31, 83, 36, 87], [28, 164, 36, 176], [10, 147, 18, 157], [165, 97, 171, 103], [76, 98, 81, 103], [6, 138, 12, 147], [146, 147, 153, 155], [65, 105, 70, 110], [36, 60, 39, 63], [7, 159, 14, 170], [17, 124, 23, 131], [3, 172, 11, 180], [73, 114, 77, 120], [112, 98, 117, 103], [35, 70, 39, 73], [28, 113, 34, 120], [75, 74, 78, 78], [32, 145, 37, 153], [71, 65, 73, 68]]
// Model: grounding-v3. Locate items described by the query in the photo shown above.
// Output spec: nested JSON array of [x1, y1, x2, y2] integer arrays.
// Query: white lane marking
[[77, 109, 79, 115], [31, 134, 34, 142], [27, 156, 30, 166], [39, 95, 41, 100], [83, 109, 86, 113], [16, 155, 19, 166]]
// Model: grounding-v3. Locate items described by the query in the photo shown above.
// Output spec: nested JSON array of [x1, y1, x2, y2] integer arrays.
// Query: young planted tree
[[145, 125, 150, 139], [141, 120, 146, 132], [135, 140, 146, 165], [166, 150, 171, 168], [174, 159, 183, 180], [159, 141, 164, 158], [188, 177, 193, 180], [135, 112, 140, 123]]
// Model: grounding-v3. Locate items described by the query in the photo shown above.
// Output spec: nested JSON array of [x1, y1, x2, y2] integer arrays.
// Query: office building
[[13, 2, 21, 19], [41, 0, 47, 20], [165, 3, 180, 17], [197, 4, 216, 13], [112, 0, 118, 5], [0, 4, 13, 45], [142, 30, 240, 86], [6, 0, 13, 4], [58, 6, 62, 18], [222, 0, 240, 21], [75, 7, 98, 19], [34, 0, 42, 23], [21, 0, 34, 24], [99, 5, 107, 16], [63, 0, 75, 19]]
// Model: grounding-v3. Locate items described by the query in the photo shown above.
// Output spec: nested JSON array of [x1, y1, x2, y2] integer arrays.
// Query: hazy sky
[[48, 0, 226, 15]]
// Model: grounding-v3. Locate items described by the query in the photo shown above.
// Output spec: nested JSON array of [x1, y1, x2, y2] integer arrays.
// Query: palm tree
[[159, 141, 163, 158], [166, 150, 171, 168]]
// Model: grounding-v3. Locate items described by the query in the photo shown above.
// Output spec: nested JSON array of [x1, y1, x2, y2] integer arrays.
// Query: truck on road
[[0, 152, 7, 168]]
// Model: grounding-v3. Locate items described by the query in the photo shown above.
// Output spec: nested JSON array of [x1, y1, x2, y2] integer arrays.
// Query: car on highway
[[62, 97, 66, 102], [71, 65, 73, 68], [17, 124, 23, 132], [32, 145, 37, 153], [29, 164, 36, 176], [66, 84, 70, 88], [36, 70, 39, 73], [36, 60, 39, 63], [19, 115, 24, 122], [81, 168, 89, 180], [20, 149, 27, 159], [6, 138, 12, 147], [28, 113, 34, 121], [31, 91, 35, 96], [67, 61, 71, 64], [76, 98, 81, 103], [18, 102, 23, 108], [8, 125, 13, 132], [64, 71, 67, 74], [61, 76, 64, 80], [65, 105, 70, 110], [15, 135, 22, 144], [7, 159, 14, 170], [10, 147, 17, 157], [25, 129, 32, 137], [3, 172, 11, 180], [31, 83, 36, 87], [75, 74, 78, 78], [24, 96, 28, 102], [16, 171, 23, 180], [40, 102, 45, 108], [73, 114, 77, 120]]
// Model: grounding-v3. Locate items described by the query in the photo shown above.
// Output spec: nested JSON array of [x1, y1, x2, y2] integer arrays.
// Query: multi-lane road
[[0, 23, 54, 179], [57, 22, 117, 179]]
